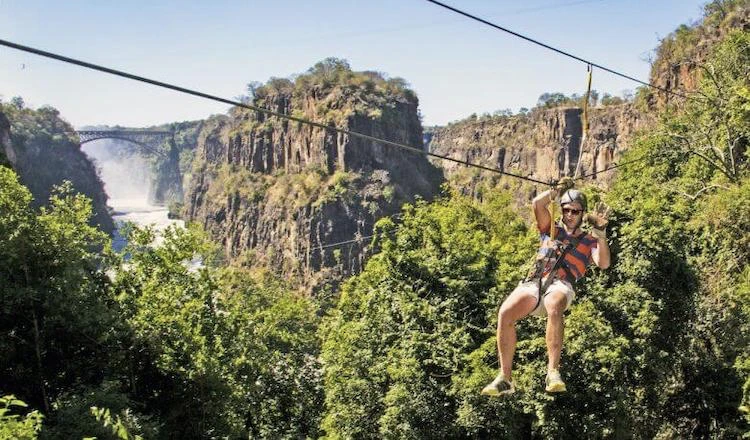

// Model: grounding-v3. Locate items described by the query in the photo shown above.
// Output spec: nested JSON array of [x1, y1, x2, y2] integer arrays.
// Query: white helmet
[[559, 189, 587, 211]]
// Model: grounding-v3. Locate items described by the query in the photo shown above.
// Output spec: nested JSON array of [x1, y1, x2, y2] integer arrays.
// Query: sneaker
[[545, 369, 566, 393], [481, 373, 515, 396]]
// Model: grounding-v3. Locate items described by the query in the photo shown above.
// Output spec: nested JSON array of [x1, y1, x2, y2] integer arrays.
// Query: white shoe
[[545, 369, 566, 393], [481, 373, 515, 396]]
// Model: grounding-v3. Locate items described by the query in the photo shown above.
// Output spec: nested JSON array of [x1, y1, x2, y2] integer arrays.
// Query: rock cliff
[[0, 103, 114, 233], [186, 60, 443, 289], [148, 120, 203, 206], [649, 1, 750, 108], [0, 112, 11, 168], [428, 104, 650, 192]]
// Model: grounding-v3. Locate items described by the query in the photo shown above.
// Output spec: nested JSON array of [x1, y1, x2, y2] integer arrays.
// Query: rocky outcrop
[[0, 112, 12, 168], [649, 1, 750, 108], [148, 120, 204, 206], [186, 64, 443, 290], [0, 105, 114, 233], [149, 140, 185, 206], [428, 104, 651, 190]]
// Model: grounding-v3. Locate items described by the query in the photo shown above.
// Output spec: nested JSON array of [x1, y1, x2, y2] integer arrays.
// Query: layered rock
[[186, 63, 443, 289], [0, 112, 11, 168], [649, 1, 750, 108], [428, 104, 650, 191], [0, 104, 114, 233]]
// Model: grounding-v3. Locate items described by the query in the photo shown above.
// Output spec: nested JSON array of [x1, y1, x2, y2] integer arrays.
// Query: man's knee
[[498, 303, 515, 326], [544, 291, 568, 317], [498, 292, 535, 324]]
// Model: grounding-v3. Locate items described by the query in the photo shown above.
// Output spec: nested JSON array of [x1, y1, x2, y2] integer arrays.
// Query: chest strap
[[540, 236, 580, 291], [530, 235, 581, 311]]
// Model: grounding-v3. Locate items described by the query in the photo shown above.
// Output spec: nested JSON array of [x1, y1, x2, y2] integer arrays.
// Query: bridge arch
[[76, 130, 172, 158]]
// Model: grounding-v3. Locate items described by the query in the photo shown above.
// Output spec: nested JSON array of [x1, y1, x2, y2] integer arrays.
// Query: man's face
[[561, 202, 584, 229]]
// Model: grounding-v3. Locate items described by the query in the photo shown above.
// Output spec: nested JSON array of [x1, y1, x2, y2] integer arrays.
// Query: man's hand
[[554, 177, 575, 193], [549, 177, 575, 201], [585, 202, 611, 239]]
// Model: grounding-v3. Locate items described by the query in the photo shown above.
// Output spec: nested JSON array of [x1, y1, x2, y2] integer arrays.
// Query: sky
[[0, 0, 710, 128]]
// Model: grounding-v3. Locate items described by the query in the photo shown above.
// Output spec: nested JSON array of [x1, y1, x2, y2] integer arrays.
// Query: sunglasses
[[562, 208, 583, 215]]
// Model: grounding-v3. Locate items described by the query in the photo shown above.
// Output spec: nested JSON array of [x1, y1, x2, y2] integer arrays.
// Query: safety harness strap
[[531, 235, 581, 311]]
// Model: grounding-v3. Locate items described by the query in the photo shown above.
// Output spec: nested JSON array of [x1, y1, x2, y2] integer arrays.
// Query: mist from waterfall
[[81, 138, 184, 250], [82, 139, 153, 211]]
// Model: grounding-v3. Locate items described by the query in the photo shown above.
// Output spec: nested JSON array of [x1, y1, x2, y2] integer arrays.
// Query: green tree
[[652, 30, 750, 183], [111, 223, 322, 438], [0, 168, 117, 414], [320, 192, 534, 438], [0, 395, 43, 440]]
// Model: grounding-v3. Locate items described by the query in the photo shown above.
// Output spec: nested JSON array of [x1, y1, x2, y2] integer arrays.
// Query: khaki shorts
[[513, 279, 576, 317]]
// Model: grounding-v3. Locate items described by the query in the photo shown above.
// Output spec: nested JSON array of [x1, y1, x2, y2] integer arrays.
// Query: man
[[481, 183, 611, 395]]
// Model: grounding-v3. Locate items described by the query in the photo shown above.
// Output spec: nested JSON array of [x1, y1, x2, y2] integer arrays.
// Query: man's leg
[[482, 285, 537, 396], [498, 288, 537, 379], [497, 285, 537, 380], [543, 289, 570, 392], [544, 290, 568, 371]]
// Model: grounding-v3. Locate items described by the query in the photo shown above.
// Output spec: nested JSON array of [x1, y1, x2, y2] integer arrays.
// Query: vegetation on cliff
[[1, 1, 748, 437], [187, 57, 442, 291], [648, 0, 750, 106], [0, 98, 114, 232], [244, 57, 417, 126]]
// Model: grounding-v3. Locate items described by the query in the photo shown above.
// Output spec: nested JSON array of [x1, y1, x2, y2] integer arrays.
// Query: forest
[[1, 1, 749, 439]]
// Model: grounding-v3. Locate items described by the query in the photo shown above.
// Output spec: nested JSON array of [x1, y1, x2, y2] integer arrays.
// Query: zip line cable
[[267, 0, 608, 49], [424, 0, 691, 101], [319, 231, 387, 251], [0, 38, 664, 193], [318, 214, 404, 250], [0, 38, 551, 186], [319, 234, 376, 250], [0, 39, 676, 255]]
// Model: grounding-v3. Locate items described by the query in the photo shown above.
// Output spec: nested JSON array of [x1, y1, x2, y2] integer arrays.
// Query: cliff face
[[0, 112, 11, 168], [186, 63, 443, 289], [649, 1, 750, 107], [428, 104, 650, 190], [0, 104, 114, 233], [148, 120, 204, 206]]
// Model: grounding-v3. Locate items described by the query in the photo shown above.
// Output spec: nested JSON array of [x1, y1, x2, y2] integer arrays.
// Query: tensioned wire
[[424, 0, 692, 101], [0, 37, 676, 185], [317, 213, 404, 250], [0, 38, 552, 186], [0, 34, 678, 251]]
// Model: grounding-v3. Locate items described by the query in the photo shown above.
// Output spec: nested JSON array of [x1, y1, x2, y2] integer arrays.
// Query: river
[[109, 197, 184, 252]]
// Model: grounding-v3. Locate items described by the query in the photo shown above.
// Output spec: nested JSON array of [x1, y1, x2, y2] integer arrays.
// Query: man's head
[[559, 189, 586, 230], [559, 189, 587, 211]]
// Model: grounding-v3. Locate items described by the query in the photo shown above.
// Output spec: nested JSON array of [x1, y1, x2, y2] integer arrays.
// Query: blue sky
[[0, 0, 709, 128]]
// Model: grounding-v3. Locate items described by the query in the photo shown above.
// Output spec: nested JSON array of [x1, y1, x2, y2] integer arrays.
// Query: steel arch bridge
[[76, 130, 172, 157]]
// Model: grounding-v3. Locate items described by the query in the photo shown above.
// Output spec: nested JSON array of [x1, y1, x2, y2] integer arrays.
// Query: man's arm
[[587, 202, 612, 269], [591, 235, 610, 269], [532, 188, 557, 233]]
